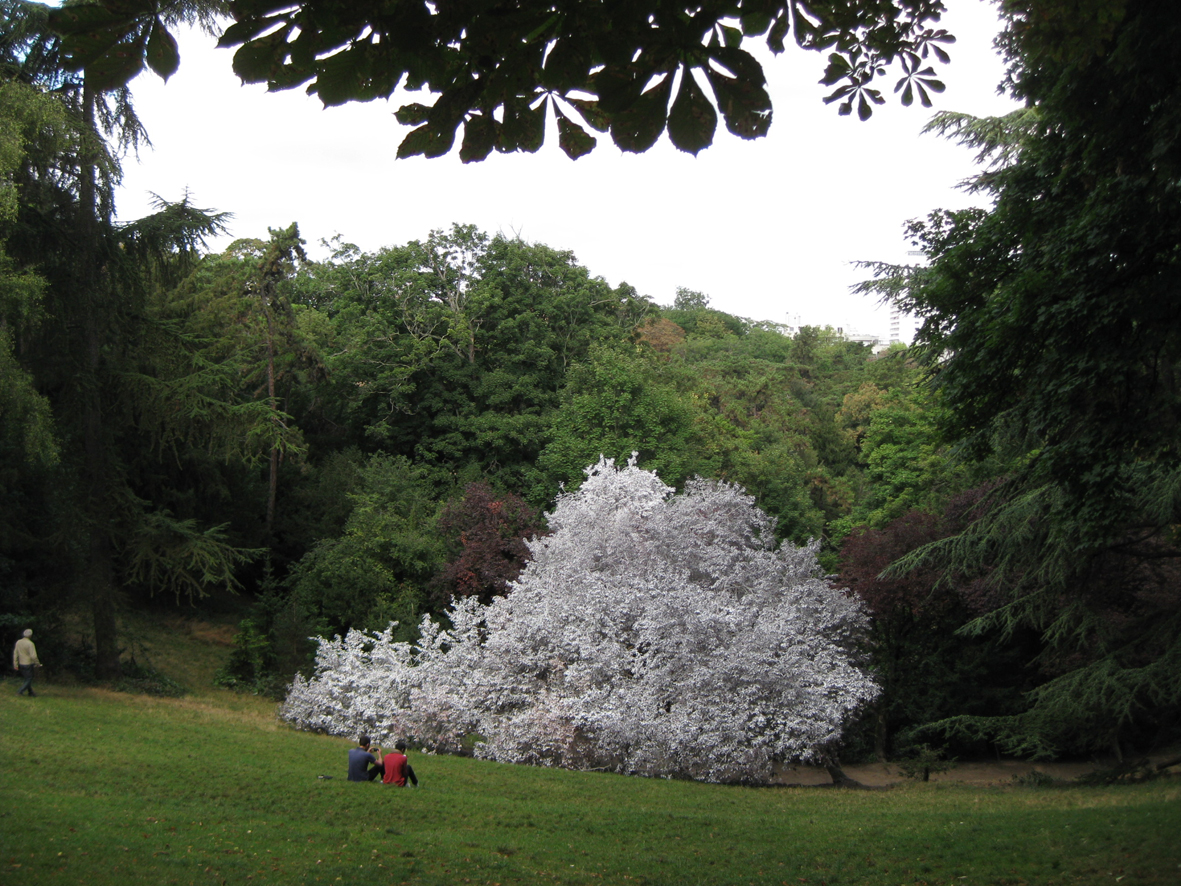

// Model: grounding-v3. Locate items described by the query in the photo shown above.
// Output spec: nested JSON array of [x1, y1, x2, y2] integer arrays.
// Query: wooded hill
[[5, 0, 1180, 768], [0, 211, 1015, 761]]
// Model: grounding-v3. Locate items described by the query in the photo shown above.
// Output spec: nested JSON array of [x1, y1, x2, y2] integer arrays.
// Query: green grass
[[3, 687, 1178, 885], [107, 609, 247, 698], [2, 620, 1178, 885]]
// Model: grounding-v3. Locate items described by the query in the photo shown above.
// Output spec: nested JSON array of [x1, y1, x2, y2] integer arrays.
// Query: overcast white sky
[[116, 1, 1020, 342]]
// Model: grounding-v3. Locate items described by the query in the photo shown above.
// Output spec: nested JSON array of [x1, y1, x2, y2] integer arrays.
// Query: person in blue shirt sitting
[[347, 735, 383, 781]]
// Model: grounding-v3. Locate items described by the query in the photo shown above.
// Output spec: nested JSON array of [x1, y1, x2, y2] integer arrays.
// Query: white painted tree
[[282, 456, 878, 782]]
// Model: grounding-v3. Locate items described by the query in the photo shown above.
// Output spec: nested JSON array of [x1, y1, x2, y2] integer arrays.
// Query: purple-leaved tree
[[281, 456, 878, 782]]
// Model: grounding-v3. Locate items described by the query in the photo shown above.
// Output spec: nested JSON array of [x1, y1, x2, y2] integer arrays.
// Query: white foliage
[[281, 456, 879, 782]]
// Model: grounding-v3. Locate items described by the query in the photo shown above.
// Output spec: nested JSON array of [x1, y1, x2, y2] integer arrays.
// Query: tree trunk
[[874, 703, 888, 762], [265, 307, 278, 537], [80, 79, 121, 680], [87, 533, 120, 679], [824, 755, 870, 789], [83, 319, 119, 678], [84, 290, 118, 678]]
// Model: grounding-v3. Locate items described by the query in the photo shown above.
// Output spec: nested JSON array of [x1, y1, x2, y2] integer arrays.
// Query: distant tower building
[[890, 249, 926, 346]]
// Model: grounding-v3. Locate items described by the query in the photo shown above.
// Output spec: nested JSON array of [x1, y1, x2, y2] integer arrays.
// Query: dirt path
[[774, 758, 1165, 787]]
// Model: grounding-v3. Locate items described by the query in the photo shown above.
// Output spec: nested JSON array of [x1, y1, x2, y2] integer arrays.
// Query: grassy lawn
[[2, 617, 1178, 886], [2, 685, 1178, 886]]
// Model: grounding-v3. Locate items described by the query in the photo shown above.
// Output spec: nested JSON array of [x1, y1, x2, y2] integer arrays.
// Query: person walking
[[13, 629, 40, 697]]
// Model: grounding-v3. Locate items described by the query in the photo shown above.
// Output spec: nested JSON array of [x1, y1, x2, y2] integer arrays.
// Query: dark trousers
[[17, 664, 35, 695]]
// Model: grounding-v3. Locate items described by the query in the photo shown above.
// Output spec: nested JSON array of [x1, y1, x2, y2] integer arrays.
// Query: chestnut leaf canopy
[[48, 0, 953, 160]]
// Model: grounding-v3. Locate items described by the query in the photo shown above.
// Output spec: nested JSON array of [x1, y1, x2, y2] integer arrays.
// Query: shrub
[[281, 456, 878, 783]]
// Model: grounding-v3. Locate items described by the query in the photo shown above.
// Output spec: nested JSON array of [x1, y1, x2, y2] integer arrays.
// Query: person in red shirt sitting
[[381, 740, 418, 787]]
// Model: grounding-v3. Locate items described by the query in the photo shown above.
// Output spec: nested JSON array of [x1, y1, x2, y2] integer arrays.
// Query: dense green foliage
[[7, 13, 896, 624], [3, 167, 935, 701], [4, 0, 1180, 770], [1, 0, 247, 677], [857, 0, 1181, 760]]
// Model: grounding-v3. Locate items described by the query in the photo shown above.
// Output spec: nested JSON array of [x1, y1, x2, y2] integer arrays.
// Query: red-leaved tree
[[838, 485, 1033, 760], [430, 482, 543, 606]]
